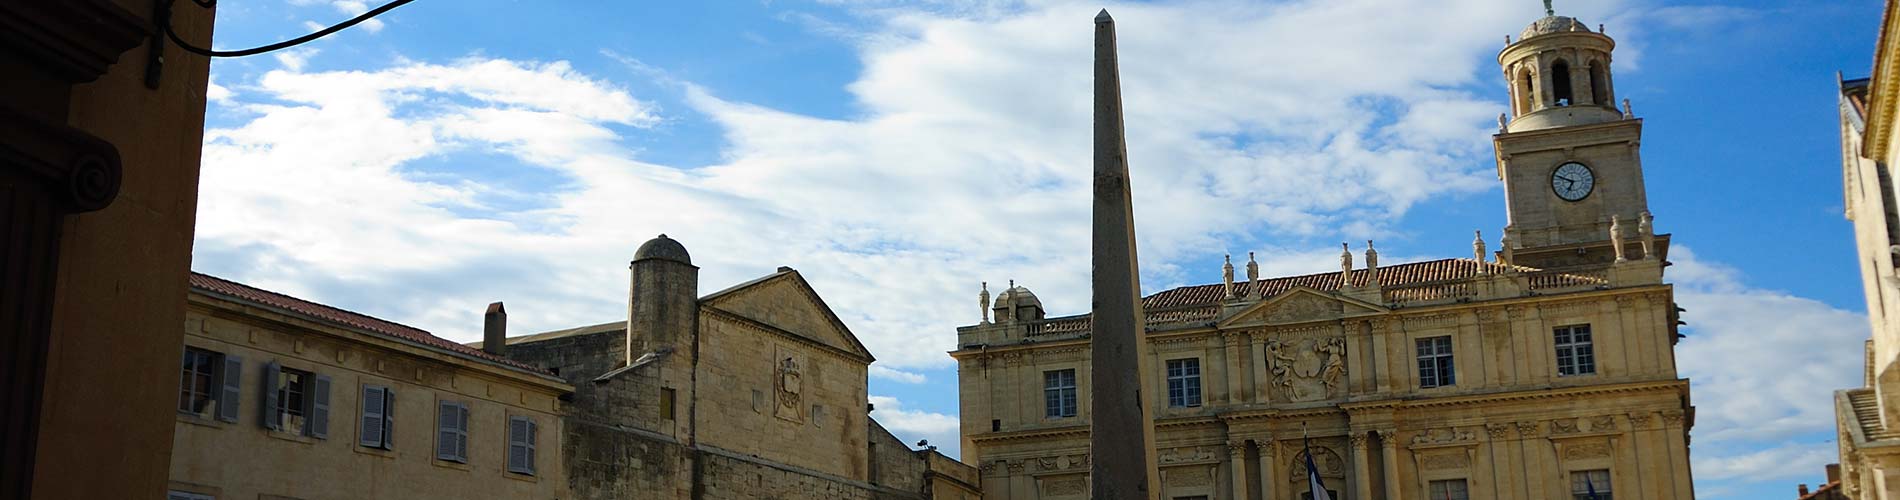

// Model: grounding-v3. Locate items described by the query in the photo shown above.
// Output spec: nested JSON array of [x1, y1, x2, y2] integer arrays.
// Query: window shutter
[[508, 416, 529, 473], [360, 386, 385, 447], [260, 361, 281, 430], [525, 418, 537, 474], [436, 401, 457, 460], [382, 387, 395, 447], [456, 404, 470, 462], [218, 355, 242, 422], [310, 374, 332, 439]]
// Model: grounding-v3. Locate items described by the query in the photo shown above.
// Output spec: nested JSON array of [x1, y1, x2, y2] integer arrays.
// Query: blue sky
[[193, 1, 1879, 498]]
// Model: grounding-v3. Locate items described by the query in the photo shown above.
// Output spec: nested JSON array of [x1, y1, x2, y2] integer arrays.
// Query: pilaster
[[1228, 440, 1251, 500]]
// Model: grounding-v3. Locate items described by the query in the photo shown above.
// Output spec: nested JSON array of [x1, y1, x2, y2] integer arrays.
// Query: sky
[[192, 1, 1877, 498]]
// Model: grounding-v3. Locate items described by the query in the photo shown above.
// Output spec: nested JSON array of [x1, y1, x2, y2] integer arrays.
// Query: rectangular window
[[265, 365, 327, 437], [1417, 336, 1456, 388], [1166, 358, 1202, 408], [508, 415, 538, 475], [1570, 469, 1612, 499], [1429, 479, 1471, 500], [1043, 369, 1077, 418], [359, 385, 395, 448], [178, 348, 219, 417], [436, 400, 470, 462], [1555, 324, 1597, 376], [661, 387, 676, 420]]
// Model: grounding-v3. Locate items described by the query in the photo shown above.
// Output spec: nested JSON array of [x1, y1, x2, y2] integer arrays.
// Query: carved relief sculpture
[[1550, 418, 1580, 435], [1590, 415, 1617, 432], [775, 356, 804, 421], [1319, 337, 1347, 394], [1267, 339, 1295, 399]]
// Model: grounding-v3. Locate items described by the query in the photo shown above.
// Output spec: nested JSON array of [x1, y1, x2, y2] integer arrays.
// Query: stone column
[[1350, 434, 1373, 500], [1228, 441, 1252, 500], [1379, 430, 1401, 500], [1226, 334, 1246, 404], [1250, 333, 1271, 404], [1663, 411, 1692, 499], [1254, 441, 1284, 498]]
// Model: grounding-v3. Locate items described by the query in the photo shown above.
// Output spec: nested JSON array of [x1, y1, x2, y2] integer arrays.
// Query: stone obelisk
[[1089, 9, 1158, 500]]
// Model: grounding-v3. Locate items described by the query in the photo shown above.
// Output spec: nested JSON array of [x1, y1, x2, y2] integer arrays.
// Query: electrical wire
[[164, 0, 416, 58]]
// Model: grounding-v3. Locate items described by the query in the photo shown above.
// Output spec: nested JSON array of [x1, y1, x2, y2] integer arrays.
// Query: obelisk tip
[[1095, 9, 1112, 23]]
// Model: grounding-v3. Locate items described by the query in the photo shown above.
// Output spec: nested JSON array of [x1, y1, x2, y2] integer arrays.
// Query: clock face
[[1551, 162, 1595, 201]]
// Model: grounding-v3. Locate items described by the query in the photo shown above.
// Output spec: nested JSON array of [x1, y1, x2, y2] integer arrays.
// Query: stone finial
[[1622, 98, 1633, 118], [1222, 254, 1236, 299], [979, 282, 991, 324], [1340, 242, 1354, 286], [1474, 230, 1489, 274], [1245, 251, 1260, 297], [1505, 35, 1512, 46], [1365, 240, 1379, 271], [1639, 211, 1656, 260], [1610, 215, 1628, 262]]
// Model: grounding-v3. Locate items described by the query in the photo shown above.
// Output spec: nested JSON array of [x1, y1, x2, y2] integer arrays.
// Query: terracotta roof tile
[[1143, 258, 1526, 310], [189, 272, 554, 377]]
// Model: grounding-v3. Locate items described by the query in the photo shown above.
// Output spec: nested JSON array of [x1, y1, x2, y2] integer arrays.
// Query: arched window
[[1515, 67, 1535, 114], [1551, 60, 1573, 106], [1588, 61, 1609, 106]]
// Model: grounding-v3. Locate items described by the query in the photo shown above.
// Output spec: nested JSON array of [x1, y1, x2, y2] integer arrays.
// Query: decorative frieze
[[1515, 421, 1541, 438], [1159, 446, 1218, 465], [1485, 423, 1512, 439], [1628, 411, 1653, 428], [1419, 450, 1471, 471], [1411, 427, 1477, 446], [1589, 415, 1617, 432], [1550, 418, 1580, 435], [1563, 441, 1613, 460]]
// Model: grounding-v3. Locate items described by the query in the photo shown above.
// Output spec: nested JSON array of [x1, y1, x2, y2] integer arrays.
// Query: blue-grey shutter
[[360, 386, 385, 447], [260, 361, 281, 430], [310, 374, 331, 439], [217, 355, 242, 422], [525, 418, 537, 474], [507, 416, 529, 473], [456, 404, 470, 462], [436, 401, 457, 460], [382, 387, 395, 447]]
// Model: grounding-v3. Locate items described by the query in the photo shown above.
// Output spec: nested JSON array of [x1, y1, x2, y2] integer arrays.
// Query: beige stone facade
[[1834, 2, 1900, 497], [170, 273, 573, 500], [954, 12, 1693, 500], [491, 236, 979, 499]]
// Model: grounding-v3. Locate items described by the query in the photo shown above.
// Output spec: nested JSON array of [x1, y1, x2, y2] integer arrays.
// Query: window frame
[[1569, 469, 1612, 500], [436, 400, 470, 463], [1043, 369, 1078, 418], [507, 415, 538, 475], [265, 364, 326, 437], [1165, 358, 1203, 408], [1554, 324, 1597, 376], [1428, 478, 1471, 500], [178, 347, 220, 417], [359, 384, 395, 449], [1416, 336, 1456, 388]]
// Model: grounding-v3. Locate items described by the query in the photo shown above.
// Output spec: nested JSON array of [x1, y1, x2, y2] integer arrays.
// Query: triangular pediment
[[1217, 287, 1387, 328], [701, 271, 875, 362]]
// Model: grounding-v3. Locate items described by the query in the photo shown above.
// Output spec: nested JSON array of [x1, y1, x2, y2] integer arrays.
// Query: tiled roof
[[1799, 481, 1841, 500], [1144, 258, 1522, 309], [1033, 258, 1535, 333], [188, 272, 554, 377]]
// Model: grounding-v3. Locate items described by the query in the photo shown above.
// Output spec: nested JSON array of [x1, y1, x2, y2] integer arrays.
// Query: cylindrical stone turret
[[628, 234, 698, 364], [1499, 13, 1622, 132]]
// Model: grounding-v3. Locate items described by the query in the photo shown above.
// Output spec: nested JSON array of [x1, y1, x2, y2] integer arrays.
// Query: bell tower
[[1494, 5, 1656, 269]]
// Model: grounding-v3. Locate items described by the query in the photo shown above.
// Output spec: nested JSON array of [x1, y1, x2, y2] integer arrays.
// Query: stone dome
[[633, 234, 691, 264], [1520, 16, 1591, 41], [993, 285, 1042, 311]]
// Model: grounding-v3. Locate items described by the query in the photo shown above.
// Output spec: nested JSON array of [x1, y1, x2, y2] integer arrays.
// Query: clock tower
[[1494, 9, 1657, 269]]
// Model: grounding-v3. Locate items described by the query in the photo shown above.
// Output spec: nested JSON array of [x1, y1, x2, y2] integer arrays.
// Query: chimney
[[1828, 463, 1842, 483], [483, 302, 507, 356], [1799, 484, 1809, 495]]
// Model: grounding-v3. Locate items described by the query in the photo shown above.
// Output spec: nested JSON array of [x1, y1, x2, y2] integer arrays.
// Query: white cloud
[[197, 0, 1742, 375], [206, 77, 232, 104], [1673, 246, 1866, 486], [272, 48, 318, 72], [870, 365, 929, 383], [869, 395, 961, 456]]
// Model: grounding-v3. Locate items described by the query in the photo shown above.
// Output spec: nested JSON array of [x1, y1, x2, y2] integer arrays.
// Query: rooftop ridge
[[188, 272, 554, 377]]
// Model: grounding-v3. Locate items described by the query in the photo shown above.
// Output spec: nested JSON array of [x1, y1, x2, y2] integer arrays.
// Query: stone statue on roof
[[1474, 230, 1488, 274], [979, 281, 990, 324], [1339, 242, 1353, 286], [1245, 252, 1260, 296], [1222, 254, 1236, 299], [1611, 215, 1628, 262]]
